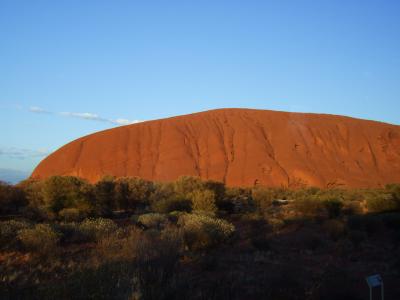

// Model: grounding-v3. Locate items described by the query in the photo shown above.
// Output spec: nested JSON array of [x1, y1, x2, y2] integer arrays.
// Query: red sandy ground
[[31, 108, 400, 188]]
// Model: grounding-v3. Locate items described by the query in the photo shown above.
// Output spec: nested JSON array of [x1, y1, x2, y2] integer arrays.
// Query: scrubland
[[1, 176, 400, 299]]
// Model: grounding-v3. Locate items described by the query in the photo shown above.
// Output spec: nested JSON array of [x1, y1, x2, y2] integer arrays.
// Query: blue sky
[[1, 0, 400, 181]]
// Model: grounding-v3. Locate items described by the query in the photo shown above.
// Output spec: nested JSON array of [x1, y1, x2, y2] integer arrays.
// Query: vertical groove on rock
[[31, 108, 400, 188]]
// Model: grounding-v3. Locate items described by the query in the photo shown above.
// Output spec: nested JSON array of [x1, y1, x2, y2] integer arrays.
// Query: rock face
[[31, 108, 400, 188]]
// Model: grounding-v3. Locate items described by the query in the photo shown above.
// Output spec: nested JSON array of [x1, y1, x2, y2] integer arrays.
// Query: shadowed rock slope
[[31, 108, 400, 188]]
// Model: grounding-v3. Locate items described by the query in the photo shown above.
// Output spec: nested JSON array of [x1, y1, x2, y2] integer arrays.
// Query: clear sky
[[1, 0, 400, 181]]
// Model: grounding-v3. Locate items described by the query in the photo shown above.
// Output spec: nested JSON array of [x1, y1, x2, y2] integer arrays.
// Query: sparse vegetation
[[0, 177, 400, 299]]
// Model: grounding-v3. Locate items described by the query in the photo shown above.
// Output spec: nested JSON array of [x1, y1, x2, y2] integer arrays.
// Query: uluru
[[31, 108, 400, 188]]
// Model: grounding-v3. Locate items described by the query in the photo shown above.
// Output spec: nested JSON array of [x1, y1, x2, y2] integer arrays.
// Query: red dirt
[[31, 108, 400, 188]]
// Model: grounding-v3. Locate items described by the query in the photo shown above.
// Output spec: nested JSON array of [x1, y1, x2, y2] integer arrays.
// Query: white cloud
[[27, 106, 142, 126], [29, 106, 51, 114], [60, 112, 109, 122], [0, 146, 50, 160], [112, 118, 142, 125]]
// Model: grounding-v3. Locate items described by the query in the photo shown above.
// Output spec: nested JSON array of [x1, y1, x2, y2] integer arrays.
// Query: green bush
[[0, 220, 31, 248], [17, 223, 60, 254], [178, 213, 235, 250], [138, 213, 168, 229], [79, 218, 118, 242]]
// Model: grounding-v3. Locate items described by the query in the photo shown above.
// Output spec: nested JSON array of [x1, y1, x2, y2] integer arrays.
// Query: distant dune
[[31, 108, 400, 188]]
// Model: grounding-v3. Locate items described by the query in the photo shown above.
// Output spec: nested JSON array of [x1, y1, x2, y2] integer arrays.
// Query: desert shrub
[[386, 183, 400, 203], [18, 178, 44, 208], [203, 180, 226, 204], [0, 181, 27, 215], [224, 187, 252, 213], [52, 261, 136, 300], [96, 226, 143, 262], [0, 220, 31, 248], [342, 201, 363, 215], [292, 187, 320, 200], [365, 191, 397, 213], [138, 213, 168, 229], [252, 187, 275, 213], [42, 176, 93, 214], [173, 176, 204, 196], [168, 211, 185, 223], [130, 214, 140, 223], [21, 204, 56, 221], [294, 197, 325, 219], [268, 217, 285, 231], [114, 177, 154, 211], [17, 223, 60, 255], [190, 189, 217, 215], [151, 195, 192, 214], [133, 227, 183, 300], [93, 176, 115, 216], [322, 198, 343, 218], [323, 219, 346, 240], [79, 218, 118, 242], [178, 213, 235, 250], [58, 207, 87, 222], [56, 222, 87, 244], [240, 212, 271, 238]]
